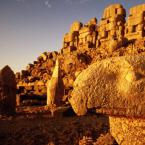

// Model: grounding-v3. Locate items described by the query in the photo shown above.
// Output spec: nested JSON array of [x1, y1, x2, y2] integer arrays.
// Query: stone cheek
[[109, 116, 145, 145]]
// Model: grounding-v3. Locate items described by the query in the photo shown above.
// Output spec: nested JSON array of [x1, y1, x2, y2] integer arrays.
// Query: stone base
[[109, 116, 145, 145]]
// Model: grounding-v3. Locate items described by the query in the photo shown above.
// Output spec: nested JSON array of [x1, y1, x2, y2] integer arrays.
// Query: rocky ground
[[0, 106, 117, 145]]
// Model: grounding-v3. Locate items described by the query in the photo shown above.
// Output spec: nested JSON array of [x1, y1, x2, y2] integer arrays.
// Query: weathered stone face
[[102, 4, 126, 19], [98, 3, 126, 48], [70, 54, 145, 117], [63, 3, 144, 51], [0, 65, 16, 115], [125, 4, 145, 40]]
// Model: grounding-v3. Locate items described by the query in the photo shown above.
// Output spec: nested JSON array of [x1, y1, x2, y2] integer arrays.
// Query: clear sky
[[0, 0, 144, 72]]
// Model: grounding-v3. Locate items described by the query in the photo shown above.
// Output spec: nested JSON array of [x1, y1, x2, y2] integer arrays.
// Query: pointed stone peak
[[55, 58, 59, 66], [52, 58, 59, 78], [0, 65, 16, 87], [46, 57, 64, 106], [0, 65, 12, 74]]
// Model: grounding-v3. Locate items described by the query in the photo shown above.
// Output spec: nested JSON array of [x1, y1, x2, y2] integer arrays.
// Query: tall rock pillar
[[0, 65, 16, 115], [46, 58, 64, 107]]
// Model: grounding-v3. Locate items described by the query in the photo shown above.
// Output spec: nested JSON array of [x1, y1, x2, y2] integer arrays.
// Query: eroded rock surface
[[109, 116, 145, 145], [70, 54, 145, 145], [70, 54, 145, 117]]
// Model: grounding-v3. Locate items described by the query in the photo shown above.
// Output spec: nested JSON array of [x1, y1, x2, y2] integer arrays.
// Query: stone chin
[[69, 92, 88, 116]]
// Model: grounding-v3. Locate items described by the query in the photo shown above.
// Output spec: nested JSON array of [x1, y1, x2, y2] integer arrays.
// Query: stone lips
[[70, 54, 145, 117]]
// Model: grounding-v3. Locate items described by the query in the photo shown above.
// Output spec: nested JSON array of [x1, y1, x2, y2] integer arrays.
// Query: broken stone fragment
[[70, 54, 145, 145], [70, 54, 145, 117]]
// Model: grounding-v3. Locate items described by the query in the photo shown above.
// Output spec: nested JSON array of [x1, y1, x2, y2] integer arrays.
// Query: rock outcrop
[[0, 66, 16, 115], [69, 54, 145, 144]]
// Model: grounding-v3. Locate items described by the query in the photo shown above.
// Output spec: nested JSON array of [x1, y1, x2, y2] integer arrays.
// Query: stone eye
[[134, 73, 145, 80], [125, 71, 145, 82]]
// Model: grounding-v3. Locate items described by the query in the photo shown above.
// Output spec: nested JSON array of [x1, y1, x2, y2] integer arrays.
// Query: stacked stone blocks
[[63, 4, 145, 50]]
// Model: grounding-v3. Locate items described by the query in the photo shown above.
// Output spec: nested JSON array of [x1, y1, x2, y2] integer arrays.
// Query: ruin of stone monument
[[125, 4, 145, 40], [17, 3, 145, 107], [97, 4, 126, 48], [79, 18, 98, 48], [62, 3, 145, 52], [63, 21, 83, 48]]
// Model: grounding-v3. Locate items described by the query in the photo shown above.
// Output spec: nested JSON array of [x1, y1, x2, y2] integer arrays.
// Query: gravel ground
[[0, 106, 117, 145]]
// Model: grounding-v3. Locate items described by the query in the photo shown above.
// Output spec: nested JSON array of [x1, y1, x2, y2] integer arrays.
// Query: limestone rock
[[70, 54, 145, 117], [0, 65, 16, 115]]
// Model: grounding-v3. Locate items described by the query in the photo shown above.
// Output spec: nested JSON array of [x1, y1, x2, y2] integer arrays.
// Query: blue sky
[[0, 0, 144, 72]]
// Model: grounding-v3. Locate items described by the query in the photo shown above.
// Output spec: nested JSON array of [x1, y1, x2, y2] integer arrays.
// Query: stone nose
[[134, 72, 145, 80], [125, 71, 135, 82], [125, 71, 145, 82]]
